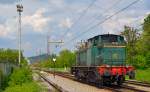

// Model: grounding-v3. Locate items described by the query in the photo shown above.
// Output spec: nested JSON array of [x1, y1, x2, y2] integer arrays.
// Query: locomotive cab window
[[101, 35, 118, 43]]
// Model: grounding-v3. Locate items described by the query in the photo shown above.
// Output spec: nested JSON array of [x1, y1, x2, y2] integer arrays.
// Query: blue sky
[[0, 0, 149, 57]]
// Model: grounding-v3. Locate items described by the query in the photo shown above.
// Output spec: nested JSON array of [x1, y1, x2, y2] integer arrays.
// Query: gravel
[[41, 71, 112, 92]]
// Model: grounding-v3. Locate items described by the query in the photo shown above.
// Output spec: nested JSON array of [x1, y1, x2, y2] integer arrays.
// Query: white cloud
[[102, 20, 120, 34], [48, 0, 65, 7], [66, 32, 72, 38], [22, 8, 52, 32], [101, 17, 141, 34], [0, 25, 8, 37], [59, 17, 73, 28], [146, 11, 150, 15], [0, 3, 16, 17], [0, 18, 17, 39]]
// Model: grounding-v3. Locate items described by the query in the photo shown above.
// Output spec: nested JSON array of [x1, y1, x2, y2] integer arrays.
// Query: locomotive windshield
[[101, 34, 124, 43], [101, 35, 118, 43], [87, 34, 125, 46]]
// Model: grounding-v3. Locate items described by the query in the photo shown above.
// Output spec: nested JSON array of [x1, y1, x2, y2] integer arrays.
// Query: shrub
[[4, 67, 43, 92], [8, 67, 32, 86], [4, 82, 41, 92], [133, 55, 147, 69]]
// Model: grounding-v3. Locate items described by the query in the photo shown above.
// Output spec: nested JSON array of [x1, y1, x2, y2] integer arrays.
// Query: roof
[[87, 34, 123, 41]]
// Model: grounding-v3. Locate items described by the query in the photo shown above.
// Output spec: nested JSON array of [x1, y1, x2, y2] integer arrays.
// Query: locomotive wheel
[[103, 77, 111, 86], [97, 77, 104, 88], [99, 79, 104, 88], [75, 71, 81, 80], [129, 71, 135, 79], [86, 72, 90, 84], [117, 76, 124, 85]]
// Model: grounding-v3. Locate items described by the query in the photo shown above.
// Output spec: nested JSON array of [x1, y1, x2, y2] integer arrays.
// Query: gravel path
[[41, 71, 112, 92]]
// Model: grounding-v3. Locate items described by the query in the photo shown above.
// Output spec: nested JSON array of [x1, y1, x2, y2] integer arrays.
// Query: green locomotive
[[71, 34, 135, 86]]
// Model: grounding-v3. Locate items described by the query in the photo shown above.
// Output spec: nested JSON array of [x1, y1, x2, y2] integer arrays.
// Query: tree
[[35, 49, 76, 68], [136, 14, 150, 67], [0, 49, 26, 65], [121, 26, 139, 65], [121, 14, 150, 69], [57, 49, 76, 68]]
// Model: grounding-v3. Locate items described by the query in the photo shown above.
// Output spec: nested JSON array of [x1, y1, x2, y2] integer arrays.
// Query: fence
[[0, 62, 15, 89]]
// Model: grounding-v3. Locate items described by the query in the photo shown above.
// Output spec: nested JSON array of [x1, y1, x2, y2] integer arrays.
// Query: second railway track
[[125, 80, 150, 87]]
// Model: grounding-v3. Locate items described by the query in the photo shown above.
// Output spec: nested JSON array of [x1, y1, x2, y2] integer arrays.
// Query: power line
[[62, 0, 140, 47], [61, 0, 97, 39], [83, 0, 122, 28], [70, 0, 123, 41]]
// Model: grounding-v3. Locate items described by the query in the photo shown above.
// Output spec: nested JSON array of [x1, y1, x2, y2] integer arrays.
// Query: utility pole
[[16, 4, 23, 66], [47, 35, 50, 56]]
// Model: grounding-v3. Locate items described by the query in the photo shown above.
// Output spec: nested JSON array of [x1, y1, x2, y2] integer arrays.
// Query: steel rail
[[43, 70, 148, 92]]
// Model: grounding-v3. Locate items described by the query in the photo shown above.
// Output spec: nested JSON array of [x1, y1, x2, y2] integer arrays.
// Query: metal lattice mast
[[16, 4, 23, 66], [47, 35, 50, 56], [48, 39, 63, 78], [48, 40, 64, 55]]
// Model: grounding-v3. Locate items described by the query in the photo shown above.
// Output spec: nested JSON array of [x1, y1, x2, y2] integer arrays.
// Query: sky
[[0, 0, 149, 57]]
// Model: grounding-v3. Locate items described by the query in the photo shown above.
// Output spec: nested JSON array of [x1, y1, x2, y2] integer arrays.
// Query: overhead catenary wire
[[57, 0, 122, 51], [80, 0, 122, 30], [70, 0, 123, 42], [62, 0, 141, 47], [61, 0, 97, 39]]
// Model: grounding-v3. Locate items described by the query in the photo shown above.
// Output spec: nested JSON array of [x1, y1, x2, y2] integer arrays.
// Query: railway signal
[[52, 58, 56, 62], [52, 57, 56, 78]]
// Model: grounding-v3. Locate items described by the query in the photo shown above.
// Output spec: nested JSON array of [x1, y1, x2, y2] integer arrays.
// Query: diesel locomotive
[[71, 34, 135, 86]]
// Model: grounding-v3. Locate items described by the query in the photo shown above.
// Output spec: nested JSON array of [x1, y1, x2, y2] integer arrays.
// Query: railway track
[[38, 72, 68, 92], [43, 70, 150, 92], [125, 80, 150, 87]]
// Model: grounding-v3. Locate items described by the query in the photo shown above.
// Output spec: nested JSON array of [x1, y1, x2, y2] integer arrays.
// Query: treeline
[[0, 49, 22, 64], [121, 14, 150, 69], [0, 49, 33, 91], [0, 49, 19, 91], [33, 49, 76, 68], [0, 48, 42, 92]]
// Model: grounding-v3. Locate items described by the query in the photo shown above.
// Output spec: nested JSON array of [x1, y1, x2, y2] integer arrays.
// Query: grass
[[135, 68, 150, 83], [4, 82, 42, 92]]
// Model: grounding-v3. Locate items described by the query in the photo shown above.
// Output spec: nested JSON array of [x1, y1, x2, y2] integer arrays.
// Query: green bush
[[133, 55, 147, 69], [8, 67, 32, 86], [0, 71, 9, 91], [0, 69, 2, 80], [4, 67, 43, 92], [4, 82, 41, 92]]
